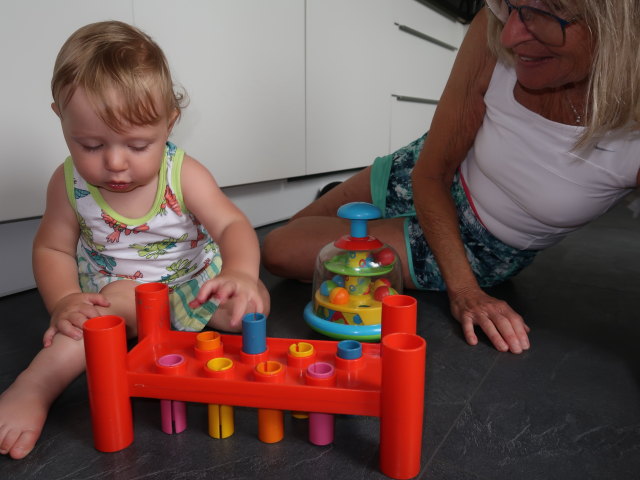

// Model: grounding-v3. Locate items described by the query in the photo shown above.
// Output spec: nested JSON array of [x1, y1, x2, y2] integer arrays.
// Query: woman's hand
[[449, 287, 530, 354], [42, 292, 111, 346]]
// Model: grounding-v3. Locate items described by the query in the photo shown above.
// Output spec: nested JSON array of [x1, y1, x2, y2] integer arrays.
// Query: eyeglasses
[[485, 0, 577, 46]]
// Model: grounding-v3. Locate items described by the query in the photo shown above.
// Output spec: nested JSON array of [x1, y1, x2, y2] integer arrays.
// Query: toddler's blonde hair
[[52, 20, 186, 132]]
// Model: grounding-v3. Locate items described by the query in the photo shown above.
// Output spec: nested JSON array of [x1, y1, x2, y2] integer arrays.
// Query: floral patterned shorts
[[78, 259, 221, 332], [370, 134, 538, 290]]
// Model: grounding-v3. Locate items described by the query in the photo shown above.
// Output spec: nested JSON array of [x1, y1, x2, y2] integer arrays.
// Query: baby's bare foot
[[0, 379, 49, 459]]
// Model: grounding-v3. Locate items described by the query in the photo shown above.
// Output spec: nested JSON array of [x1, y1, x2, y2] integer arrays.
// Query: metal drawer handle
[[394, 23, 458, 51], [392, 94, 439, 105]]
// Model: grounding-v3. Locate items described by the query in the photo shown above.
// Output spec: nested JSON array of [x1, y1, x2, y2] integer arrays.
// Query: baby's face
[[54, 87, 176, 194]]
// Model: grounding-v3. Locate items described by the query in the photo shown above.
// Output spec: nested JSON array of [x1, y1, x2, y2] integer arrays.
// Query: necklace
[[566, 94, 583, 125]]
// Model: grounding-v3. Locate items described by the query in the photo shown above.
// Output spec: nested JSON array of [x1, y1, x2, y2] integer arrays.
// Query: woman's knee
[[261, 219, 324, 280], [261, 226, 290, 275]]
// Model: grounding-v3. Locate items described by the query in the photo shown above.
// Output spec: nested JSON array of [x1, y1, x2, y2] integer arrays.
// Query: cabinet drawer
[[393, 0, 465, 47], [390, 0, 464, 102], [390, 24, 457, 101], [389, 97, 436, 153]]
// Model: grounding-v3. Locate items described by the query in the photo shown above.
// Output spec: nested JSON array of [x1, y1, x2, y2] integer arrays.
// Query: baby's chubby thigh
[[97, 280, 140, 335]]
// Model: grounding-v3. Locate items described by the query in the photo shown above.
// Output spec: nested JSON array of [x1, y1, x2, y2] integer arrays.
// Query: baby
[[0, 20, 269, 459]]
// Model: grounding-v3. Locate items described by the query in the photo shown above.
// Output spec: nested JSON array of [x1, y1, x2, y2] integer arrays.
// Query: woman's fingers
[[460, 315, 479, 346], [476, 313, 511, 352], [454, 293, 531, 354]]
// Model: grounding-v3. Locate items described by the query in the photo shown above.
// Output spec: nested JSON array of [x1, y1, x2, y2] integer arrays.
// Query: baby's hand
[[190, 272, 264, 330], [43, 292, 111, 346]]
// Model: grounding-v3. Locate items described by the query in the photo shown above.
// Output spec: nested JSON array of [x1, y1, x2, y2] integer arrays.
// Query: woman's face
[[499, 2, 595, 91]]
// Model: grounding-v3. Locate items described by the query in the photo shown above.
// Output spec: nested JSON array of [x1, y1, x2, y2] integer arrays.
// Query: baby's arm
[[181, 155, 267, 328], [33, 165, 110, 345]]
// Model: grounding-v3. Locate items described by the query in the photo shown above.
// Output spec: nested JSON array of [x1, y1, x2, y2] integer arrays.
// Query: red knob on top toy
[[304, 202, 403, 341]]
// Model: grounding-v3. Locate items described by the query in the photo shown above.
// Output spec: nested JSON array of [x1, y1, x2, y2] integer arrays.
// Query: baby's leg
[[0, 333, 86, 459], [0, 280, 138, 459], [208, 279, 271, 332]]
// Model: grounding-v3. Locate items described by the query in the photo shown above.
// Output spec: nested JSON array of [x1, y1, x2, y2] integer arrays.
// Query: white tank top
[[460, 61, 640, 249], [65, 143, 221, 289]]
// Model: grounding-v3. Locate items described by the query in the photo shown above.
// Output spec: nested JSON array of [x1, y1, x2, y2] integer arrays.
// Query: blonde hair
[[487, 0, 640, 145], [52, 21, 186, 132]]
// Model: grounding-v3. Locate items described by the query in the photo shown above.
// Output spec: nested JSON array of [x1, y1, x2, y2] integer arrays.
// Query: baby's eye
[[81, 144, 102, 152], [129, 144, 150, 152]]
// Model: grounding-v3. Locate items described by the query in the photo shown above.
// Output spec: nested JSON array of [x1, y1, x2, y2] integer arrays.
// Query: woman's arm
[[412, 10, 530, 353]]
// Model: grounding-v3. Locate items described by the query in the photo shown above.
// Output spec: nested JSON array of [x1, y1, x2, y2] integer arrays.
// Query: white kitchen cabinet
[[133, 0, 306, 187], [0, 0, 133, 221], [389, 0, 466, 148], [389, 99, 436, 153], [306, 0, 467, 171], [306, 0, 394, 174]]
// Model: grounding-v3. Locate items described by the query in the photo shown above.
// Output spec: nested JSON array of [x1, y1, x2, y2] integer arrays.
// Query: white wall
[[0, 219, 41, 296]]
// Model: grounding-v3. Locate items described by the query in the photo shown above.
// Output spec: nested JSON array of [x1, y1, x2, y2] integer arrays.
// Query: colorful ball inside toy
[[372, 278, 391, 290], [320, 280, 337, 297], [373, 285, 390, 301], [374, 247, 395, 266], [373, 285, 398, 301], [329, 287, 349, 305]]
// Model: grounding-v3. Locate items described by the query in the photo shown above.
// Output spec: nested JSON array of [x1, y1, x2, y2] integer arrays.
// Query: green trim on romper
[[64, 158, 78, 210], [82, 146, 171, 226], [170, 148, 189, 214], [370, 153, 421, 290], [87, 164, 167, 225]]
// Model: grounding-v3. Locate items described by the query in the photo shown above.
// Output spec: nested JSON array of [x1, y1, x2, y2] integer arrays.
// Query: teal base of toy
[[303, 302, 381, 342]]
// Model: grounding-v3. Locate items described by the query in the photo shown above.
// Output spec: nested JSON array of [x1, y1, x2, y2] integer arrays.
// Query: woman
[[262, 1, 640, 354]]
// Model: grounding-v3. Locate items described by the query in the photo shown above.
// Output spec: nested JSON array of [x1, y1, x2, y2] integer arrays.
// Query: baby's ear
[[51, 102, 61, 118], [167, 108, 179, 132]]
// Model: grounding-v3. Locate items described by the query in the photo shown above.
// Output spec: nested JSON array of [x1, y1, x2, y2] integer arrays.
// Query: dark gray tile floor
[[1, 198, 639, 480]]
